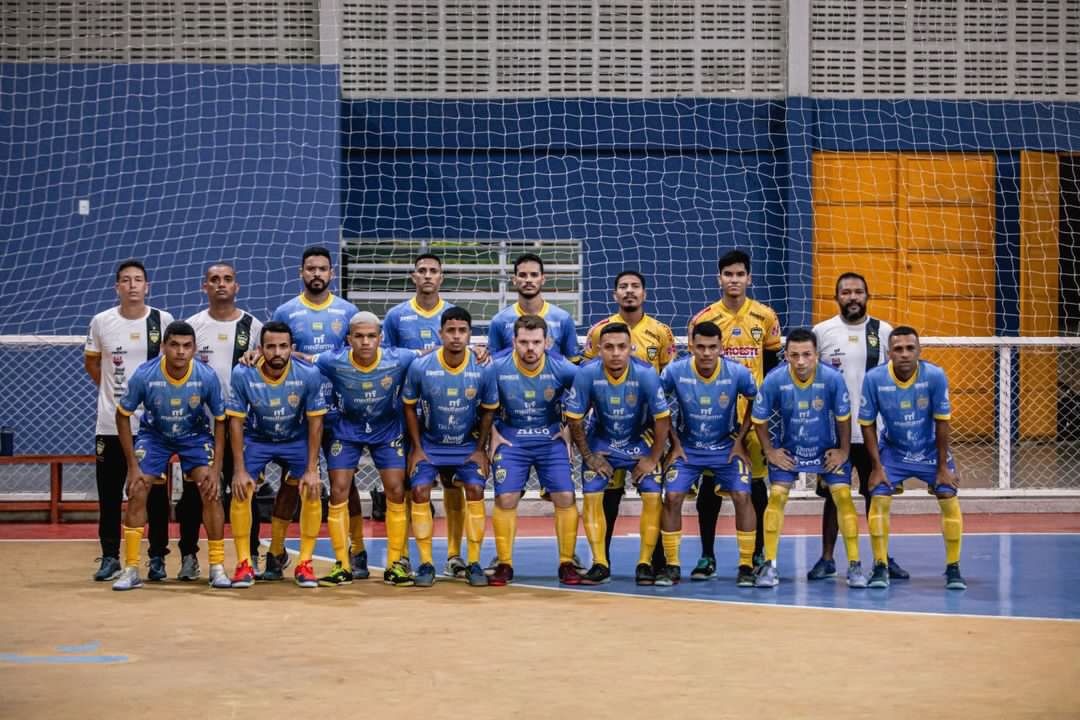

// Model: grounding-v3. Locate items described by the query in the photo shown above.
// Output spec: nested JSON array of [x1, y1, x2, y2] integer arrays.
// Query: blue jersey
[[382, 298, 454, 351], [402, 349, 499, 447], [661, 357, 757, 452], [564, 358, 669, 448], [119, 357, 225, 441], [859, 360, 952, 465], [487, 301, 580, 361], [491, 349, 577, 442], [271, 293, 359, 356], [316, 347, 416, 436], [226, 360, 327, 443], [751, 363, 851, 462]]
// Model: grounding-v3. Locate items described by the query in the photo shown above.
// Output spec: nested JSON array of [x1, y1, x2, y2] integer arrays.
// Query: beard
[[841, 302, 866, 322], [304, 278, 327, 294]]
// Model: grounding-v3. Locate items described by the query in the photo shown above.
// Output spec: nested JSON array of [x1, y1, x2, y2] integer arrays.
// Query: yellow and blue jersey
[[564, 358, 669, 448], [660, 357, 756, 453], [859, 360, 952, 466], [402, 348, 499, 447], [271, 293, 359, 356], [487, 301, 580, 361], [491, 349, 577, 443], [751, 363, 851, 462], [316, 347, 416, 438], [226, 360, 327, 443], [688, 297, 782, 384], [382, 298, 453, 351], [119, 357, 225, 441], [583, 313, 676, 373]]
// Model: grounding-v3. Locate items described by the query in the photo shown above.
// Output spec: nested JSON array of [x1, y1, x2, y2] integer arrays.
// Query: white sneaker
[[208, 563, 232, 589], [442, 555, 466, 579], [177, 554, 200, 581], [847, 561, 869, 588], [112, 566, 144, 591]]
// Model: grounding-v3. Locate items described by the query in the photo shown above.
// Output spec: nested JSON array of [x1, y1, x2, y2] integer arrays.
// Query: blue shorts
[[872, 447, 958, 497], [324, 420, 405, 472], [492, 439, 574, 496], [769, 459, 852, 487], [410, 442, 486, 488], [243, 436, 309, 480], [134, 432, 213, 477], [582, 437, 660, 494], [665, 449, 751, 495]]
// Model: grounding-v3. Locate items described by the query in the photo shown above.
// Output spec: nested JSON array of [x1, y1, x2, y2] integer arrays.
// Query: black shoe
[[736, 564, 755, 587], [370, 490, 387, 522], [868, 562, 890, 588], [635, 562, 655, 586], [579, 563, 611, 585], [349, 548, 370, 580], [888, 556, 910, 580], [944, 563, 967, 590], [654, 565, 680, 587], [93, 556, 121, 582]]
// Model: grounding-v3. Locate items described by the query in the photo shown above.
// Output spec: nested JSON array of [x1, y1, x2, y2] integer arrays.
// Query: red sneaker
[[489, 563, 514, 586], [558, 561, 582, 586], [230, 560, 255, 588], [294, 560, 317, 589]]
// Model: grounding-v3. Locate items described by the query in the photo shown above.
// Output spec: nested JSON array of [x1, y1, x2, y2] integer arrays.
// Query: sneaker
[[294, 560, 318, 589], [318, 562, 354, 587], [483, 555, 499, 577], [414, 562, 436, 588], [868, 562, 890, 588], [558, 561, 582, 586], [752, 550, 765, 569], [489, 563, 514, 587], [258, 552, 288, 581], [572, 553, 586, 573], [147, 556, 167, 582], [230, 560, 255, 588], [93, 556, 121, 582], [846, 561, 869, 588], [807, 557, 837, 581], [753, 561, 779, 588], [466, 562, 489, 587], [177, 554, 200, 582], [579, 563, 611, 585], [944, 563, 967, 590], [690, 556, 716, 581], [888, 556, 910, 580], [112, 566, 143, 591], [442, 555, 467, 580], [635, 562, 655, 586], [736, 564, 755, 587], [208, 563, 232, 589], [383, 560, 415, 587], [398, 556, 413, 575], [654, 565, 680, 587], [250, 552, 260, 577], [349, 549, 370, 580]]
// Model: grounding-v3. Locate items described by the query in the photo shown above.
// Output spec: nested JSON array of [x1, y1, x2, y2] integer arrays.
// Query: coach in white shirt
[[810, 272, 908, 581], [184, 262, 263, 581]]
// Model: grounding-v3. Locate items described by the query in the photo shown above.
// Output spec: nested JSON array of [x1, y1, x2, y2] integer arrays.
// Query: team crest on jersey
[[464, 386, 477, 399], [868, 333, 879, 348], [380, 375, 394, 390], [750, 326, 764, 343], [917, 395, 929, 409], [287, 392, 300, 408], [236, 329, 249, 348], [544, 387, 556, 401], [148, 328, 160, 343], [647, 346, 658, 361], [330, 440, 343, 457], [813, 397, 825, 411], [625, 393, 637, 407], [188, 394, 201, 409], [331, 319, 344, 336], [718, 393, 730, 408], [95, 439, 106, 456]]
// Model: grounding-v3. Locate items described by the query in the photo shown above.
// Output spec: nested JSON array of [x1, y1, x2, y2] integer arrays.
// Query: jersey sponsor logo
[[813, 397, 825, 411], [312, 322, 324, 331], [129, 332, 141, 341], [750, 327, 764, 343], [170, 398, 182, 407], [362, 381, 374, 389], [700, 395, 712, 405], [730, 328, 742, 336], [446, 388, 458, 397], [380, 375, 394, 390], [287, 392, 300, 408], [609, 396, 621, 405], [420, 329, 432, 338], [798, 401, 809, 409], [524, 390, 536, 399], [724, 346, 759, 358]]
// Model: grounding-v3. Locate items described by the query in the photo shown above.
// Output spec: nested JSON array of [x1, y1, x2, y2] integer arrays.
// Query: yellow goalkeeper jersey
[[582, 312, 676, 373], [688, 297, 781, 384]]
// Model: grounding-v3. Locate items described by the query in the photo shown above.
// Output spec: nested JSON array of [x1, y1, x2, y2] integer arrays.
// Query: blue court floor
[[300, 532, 1080, 622]]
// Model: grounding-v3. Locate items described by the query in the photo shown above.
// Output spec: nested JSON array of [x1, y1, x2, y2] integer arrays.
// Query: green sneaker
[[383, 560, 414, 587], [690, 556, 716, 581], [318, 562, 354, 587]]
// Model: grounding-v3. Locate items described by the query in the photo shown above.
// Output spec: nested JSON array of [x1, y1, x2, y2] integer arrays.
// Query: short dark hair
[[115, 259, 147, 282], [415, 253, 442, 268], [513, 253, 544, 274], [204, 261, 236, 278], [889, 326, 920, 345], [260, 321, 293, 344], [441, 306, 472, 328], [163, 320, 196, 343], [717, 249, 751, 274], [598, 322, 631, 340], [513, 314, 548, 337], [785, 327, 817, 349], [835, 272, 869, 296], [302, 246, 332, 266], [615, 270, 646, 289], [691, 321, 722, 340]]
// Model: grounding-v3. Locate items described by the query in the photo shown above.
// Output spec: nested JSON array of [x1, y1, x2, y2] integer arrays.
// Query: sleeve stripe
[[750, 416, 768, 425], [835, 413, 851, 422], [213, 415, 226, 422], [402, 398, 418, 405], [84, 350, 102, 356], [858, 419, 876, 426], [652, 410, 671, 420], [481, 402, 500, 410], [564, 411, 586, 420], [306, 409, 328, 417], [934, 414, 952, 421], [224, 410, 247, 418]]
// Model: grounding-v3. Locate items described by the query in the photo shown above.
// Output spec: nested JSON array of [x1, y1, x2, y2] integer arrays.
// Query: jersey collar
[[409, 297, 444, 318], [888, 361, 919, 389], [299, 293, 335, 311], [788, 364, 817, 389], [513, 353, 546, 378], [515, 300, 549, 318], [437, 348, 469, 375], [161, 356, 193, 386], [691, 357, 722, 383], [258, 359, 291, 386], [350, 349, 382, 373], [604, 364, 630, 385]]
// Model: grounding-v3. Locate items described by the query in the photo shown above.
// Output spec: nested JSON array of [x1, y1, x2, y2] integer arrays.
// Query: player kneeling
[[226, 322, 327, 588]]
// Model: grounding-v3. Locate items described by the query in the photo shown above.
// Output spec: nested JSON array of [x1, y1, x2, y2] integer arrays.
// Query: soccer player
[[859, 327, 966, 590], [487, 315, 580, 586], [403, 307, 498, 587], [564, 323, 671, 586], [316, 312, 416, 587], [583, 270, 676, 569], [111, 321, 229, 590], [226, 322, 325, 587], [811, 272, 907, 581], [183, 262, 263, 582], [751, 328, 868, 588], [487, 253, 580, 361], [84, 260, 174, 582], [687, 249, 781, 580], [658, 321, 757, 587]]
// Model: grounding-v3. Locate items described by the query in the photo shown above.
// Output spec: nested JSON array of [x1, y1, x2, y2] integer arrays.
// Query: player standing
[[488, 253, 580, 361]]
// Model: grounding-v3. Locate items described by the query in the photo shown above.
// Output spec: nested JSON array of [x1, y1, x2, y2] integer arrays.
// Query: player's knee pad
[[768, 483, 790, 508]]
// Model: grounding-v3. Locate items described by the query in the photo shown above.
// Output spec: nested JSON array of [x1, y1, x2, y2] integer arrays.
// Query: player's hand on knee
[[488, 427, 512, 459], [407, 448, 429, 478], [868, 465, 887, 491], [232, 471, 256, 502], [824, 448, 848, 474], [631, 456, 658, 482], [585, 451, 613, 479], [127, 470, 150, 495], [936, 466, 959, 490], [766, 447, 796, 471], [727, 440, 749, 468], [298, 469, 321, 501], [467, 448, 490, 478], [199, 467, 221, 502]]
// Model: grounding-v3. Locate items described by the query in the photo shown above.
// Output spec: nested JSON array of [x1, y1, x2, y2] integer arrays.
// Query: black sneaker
[[258, 552, 288, 581], [317, 562, 354, 587], [635, 562, 656, 586], [868, 562, 890, 588], [383, 560, 414, 587], [349, 548, 370, 580], [654, 565, 680, 587], [579, 563, 611, 585], [690, 556, 716, 581], [736, 564, 755, 587], [93, 556, 121, 582], [888, 556, 910, 580], [944, 563, 967, 590], [147, 556, 167, 582]]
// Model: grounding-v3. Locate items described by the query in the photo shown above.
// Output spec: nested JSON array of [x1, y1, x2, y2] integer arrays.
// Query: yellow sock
[[208, 539, 225, 566], [637, 492, 662, 565], [269, 516, 289, 556], [444, 485, 465, 559], [492, 505, 517, 565], [349, 512, 365, 553], [938, 495, 963, 565], [411, 501, 434, 565], [554, 504, 579, 564], [661, 530, 681, 567], [582, 493, 608, 568], [327, 501, 351, 568], [465, 499, 486, 565], [123, 525, 143, 568], [763, 484, 790, 562], [298, 495, 321, 563], [386, 500, 408, 564], [829, 484, 861, 563], [230, 495, 252, 564], [868, 495, 892, 564], [403, 495, 412, 558], [736, 530, 756, 567]]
